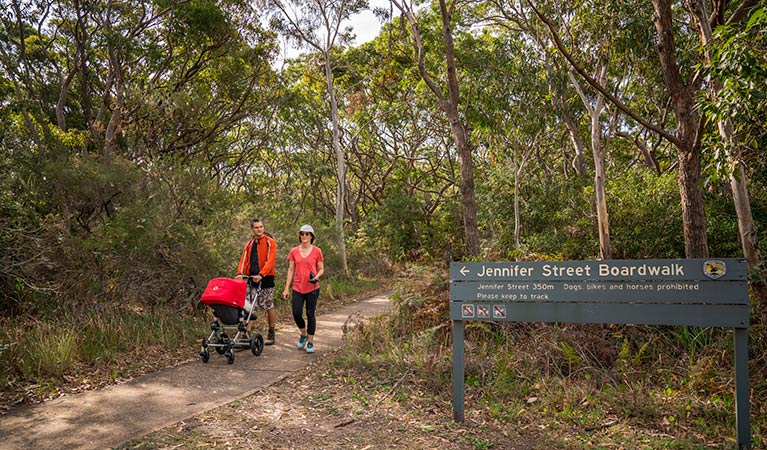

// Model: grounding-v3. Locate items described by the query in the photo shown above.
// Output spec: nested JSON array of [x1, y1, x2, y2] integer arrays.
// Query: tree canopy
[[2, 0, 765, 317]]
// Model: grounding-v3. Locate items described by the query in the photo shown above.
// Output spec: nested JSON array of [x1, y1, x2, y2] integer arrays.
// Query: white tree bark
[[569, 67, 612, 259]]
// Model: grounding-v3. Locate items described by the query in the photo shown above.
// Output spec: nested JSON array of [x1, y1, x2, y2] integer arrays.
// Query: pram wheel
[[250, 333, 264, 356], [225, 351, 235, 364], [200, 338, 210, 363], [215, 333, 229, 355]]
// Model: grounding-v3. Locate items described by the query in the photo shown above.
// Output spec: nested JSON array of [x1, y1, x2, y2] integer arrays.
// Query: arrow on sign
[[460, 266, 469, 276]]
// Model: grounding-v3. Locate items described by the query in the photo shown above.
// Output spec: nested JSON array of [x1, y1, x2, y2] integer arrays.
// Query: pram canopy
[[200, 278, 246, 308]]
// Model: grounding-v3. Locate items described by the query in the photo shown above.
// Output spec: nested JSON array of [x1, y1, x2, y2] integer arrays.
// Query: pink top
[[288, 245, 324, 294]]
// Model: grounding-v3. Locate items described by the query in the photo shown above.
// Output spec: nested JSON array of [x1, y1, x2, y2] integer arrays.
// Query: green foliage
[[0, 305, 203, 388], [483, 169, 598, 260], [702, 5, 767, 172], [705, 192, 745, 258], [607, 169, 685, 259], [481, 165, 720, 260], [364, 192, 426, 262], [0, 151, 244, 317], [173, 0, 229, 42]]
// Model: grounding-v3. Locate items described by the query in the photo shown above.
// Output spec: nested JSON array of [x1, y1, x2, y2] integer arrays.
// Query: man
[[236, 218, 277, 345]]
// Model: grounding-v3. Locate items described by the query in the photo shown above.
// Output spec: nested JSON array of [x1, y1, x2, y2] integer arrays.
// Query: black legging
[[291, 288, 319, 335]]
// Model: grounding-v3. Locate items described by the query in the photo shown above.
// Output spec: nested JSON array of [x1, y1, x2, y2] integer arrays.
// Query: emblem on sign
[[703, 260, 727, 279], [461, 304, 475, 319], [493, 305, 506, 319], [477, 305, 490, 318]]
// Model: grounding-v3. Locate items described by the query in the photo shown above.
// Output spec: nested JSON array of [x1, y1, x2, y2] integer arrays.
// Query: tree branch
[[524, 0, 682, 148]]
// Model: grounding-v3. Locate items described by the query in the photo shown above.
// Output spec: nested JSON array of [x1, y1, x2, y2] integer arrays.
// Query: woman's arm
[[282, 259, 295, 299], [314, 260, 324, 281]]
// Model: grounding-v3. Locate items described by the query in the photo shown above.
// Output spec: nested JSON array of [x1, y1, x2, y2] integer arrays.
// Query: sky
[[276, 0, 391, 63], [348, 0, 391, 46]]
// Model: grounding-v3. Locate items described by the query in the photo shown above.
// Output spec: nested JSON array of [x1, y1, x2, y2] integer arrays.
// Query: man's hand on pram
[[236, 274, 262, 288], [236, 274, 262, 281]]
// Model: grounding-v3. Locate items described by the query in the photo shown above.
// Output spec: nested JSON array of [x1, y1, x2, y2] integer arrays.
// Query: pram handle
[[236, 275, 262, 289]]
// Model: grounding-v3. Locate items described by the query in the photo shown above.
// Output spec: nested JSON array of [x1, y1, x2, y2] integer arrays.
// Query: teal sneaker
[[305, 342, 315, 353], [297, 335, 308, 349]]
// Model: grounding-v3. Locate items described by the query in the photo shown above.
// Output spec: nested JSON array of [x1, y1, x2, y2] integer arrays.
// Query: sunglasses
[[299, 231, 312, 236]]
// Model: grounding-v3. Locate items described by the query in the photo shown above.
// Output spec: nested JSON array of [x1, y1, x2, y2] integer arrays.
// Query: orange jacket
[[237, 234, 277, 277]]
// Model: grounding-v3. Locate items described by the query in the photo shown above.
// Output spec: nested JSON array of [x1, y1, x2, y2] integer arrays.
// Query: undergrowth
[[0, 305, 203, 408]]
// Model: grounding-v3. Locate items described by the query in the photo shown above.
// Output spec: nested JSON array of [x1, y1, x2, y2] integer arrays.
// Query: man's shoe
[[265, 328, 275, 346], [305, 342, 315, 353], [297, 335, 308, 349]]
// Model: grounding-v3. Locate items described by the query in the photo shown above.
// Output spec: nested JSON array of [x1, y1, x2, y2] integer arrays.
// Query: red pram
[[199, 277, 264, 364]]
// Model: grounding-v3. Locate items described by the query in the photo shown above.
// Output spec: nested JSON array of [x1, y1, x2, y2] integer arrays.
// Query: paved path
[[0, 292, 392, 450]]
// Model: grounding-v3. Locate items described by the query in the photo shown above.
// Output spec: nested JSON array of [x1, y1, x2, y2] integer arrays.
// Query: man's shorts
[[244, 286, 275, 311]]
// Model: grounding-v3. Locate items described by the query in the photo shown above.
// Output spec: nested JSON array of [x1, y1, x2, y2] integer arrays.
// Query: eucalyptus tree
[[568, 64, 612, 259], [269, 59, 342, 219], [1, 0, 279, 163], [327, 28, 463, 259], [519, 0, 764, 272], [687, 0, 763, 274], [697, 2, 766, 318], [390, 0, 481, 257], [461, 29, 554, 254], [267, 0, 368, 276], [478, 0, 588, 178], [480, 0, 663, 260], [516, 0, 708, 258]]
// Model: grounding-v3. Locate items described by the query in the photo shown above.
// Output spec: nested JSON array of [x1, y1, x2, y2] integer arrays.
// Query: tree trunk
[[104, 78, 123, 157], [514, 154, 521, 251], [545, 60, 587, 177], [394, 0, 481, 256], [590, 82, 611, 260], [56, 69, 77, 130], [569, 67, 611, 260], [562, 111, 588, 178], [448, 116, 480, 257], [592, 121, 611, 260], [729, 159, 761, 267], [652, 0, 709, 258], [438, 0, 480, 256], [324, 51, 349, 276]]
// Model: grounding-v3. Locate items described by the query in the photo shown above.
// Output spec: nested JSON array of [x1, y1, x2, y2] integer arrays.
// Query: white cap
[[299, 224, 315, 234]]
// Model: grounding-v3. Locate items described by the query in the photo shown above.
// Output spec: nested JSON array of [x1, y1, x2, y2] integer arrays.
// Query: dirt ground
[[119, 354, 554, 450]]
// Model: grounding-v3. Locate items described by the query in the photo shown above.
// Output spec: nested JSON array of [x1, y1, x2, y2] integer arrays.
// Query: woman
[[282, 224, 324, 353]]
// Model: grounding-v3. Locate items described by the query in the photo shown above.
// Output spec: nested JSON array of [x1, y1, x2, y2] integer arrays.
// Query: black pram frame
[[199, 277, 265, 364]]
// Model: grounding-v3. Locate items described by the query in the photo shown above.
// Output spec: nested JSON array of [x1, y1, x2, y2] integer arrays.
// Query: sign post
[[449, 259, 750, 449]]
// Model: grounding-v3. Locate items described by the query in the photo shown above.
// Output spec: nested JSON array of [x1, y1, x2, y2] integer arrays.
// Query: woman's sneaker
[[305, 342, 315, 353], [297, 335, 308, 349]]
